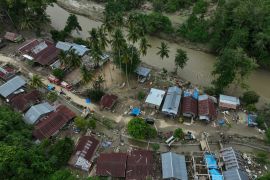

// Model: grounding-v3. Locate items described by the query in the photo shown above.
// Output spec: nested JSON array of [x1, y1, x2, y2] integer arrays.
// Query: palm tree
[[123, 47, 131, 88], [68, 49, 82, 68], [91, 45, 102, 68], [80, 65, 93, 84], [111, 28, 127, 71], [59, 50, 68, 66], [88, 28, 99, 49], [157, 42, 170, 60], [175, 49, 188, 74], [98, 26, 109, 51], [30, 74, 43, 88], [93, 75, 105, 90], [139, 37, 151, 56]]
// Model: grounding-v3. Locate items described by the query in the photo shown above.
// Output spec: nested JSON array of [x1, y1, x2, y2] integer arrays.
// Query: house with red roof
[[100, 94, 118, 110], [0, 65, 16, 81], [96, 153, 128, 178], [18, 39, 59, 66], [198, 95, 217, 121], [182, 96, 198, 118], [10, 90, 41, 112], [33, 105, 76, 140], [126, 150, 154, 180], [69, 136, 99, 172]]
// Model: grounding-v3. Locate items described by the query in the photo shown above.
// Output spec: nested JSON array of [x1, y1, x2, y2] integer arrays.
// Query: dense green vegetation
[[127, 118, 157, 139], [0, 106, 74, 179]]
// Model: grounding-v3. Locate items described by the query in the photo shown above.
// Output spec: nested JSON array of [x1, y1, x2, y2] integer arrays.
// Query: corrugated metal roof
[[145, 88, 165, 107], [220, 147, 245, 171], [56, 41, 72, 51], [219, 94, 240, 109], [71, 43, 89, 56], [223, 169, 249, 180], [161, 152, 188, 180], [182, 96, 198, 118], [24, 102, 54, 124], [0, 76, 26, 98], [135, 66, 151, 77], [162, 86, 182, 116]]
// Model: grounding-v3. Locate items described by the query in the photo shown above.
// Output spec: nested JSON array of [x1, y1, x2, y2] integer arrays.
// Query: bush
[[266, 129, 270, 144], [128, 118, 157, 139], [50, 30, 68, 42], [87, 89, 105, 103], [47, 91, 58, 103], [145, 12, 173, 34], [151, 143, 160, 152], [245, 104, 257, 112], [52, 68, 65, 80], [204, 86, 217, 96], [255, 152, 269, 165], [174, 128, 184, 139], [137, 91, 146, 101], [242, 91, 260, 105], [192, 0, 208, 15], [74, 117, 96, 131]]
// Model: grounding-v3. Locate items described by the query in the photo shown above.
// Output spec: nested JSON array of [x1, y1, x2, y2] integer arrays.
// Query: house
[[96, 153, 128, 178], [135, 66, 151, 83], [161, 152, 188, 180], [223, 169, 249, 180], [100, 94, 118, 110], [145, 88, 166, 109], [69, 136, 99, 171], [162, 86, 182, 117], [10, 90, 41, 112], [198, 95, 217, 121], [4, 32, 23, 42], [182, 95, 198, 118], [82, 53, 110, 70], [0, 65, 16, 81], [126, 150, 154, 180], [56, 41, 89, 56], [24, 102, 54, 124], [33, 105, 76, 140], [0, 76, 26, 99], [220, 147, 249, 180], [219, 94, 240, 110], [18, 39, 60, 66]]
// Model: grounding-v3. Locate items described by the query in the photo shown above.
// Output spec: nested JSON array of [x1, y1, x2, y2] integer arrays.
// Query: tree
[[30, 74, 43, 88], [80, 65, 93, 84], [98, 26, 109, 51], [242, 91, 260, 105], [47, 91, 58, 103], [174, 128, 184, 139], [258, 173, 270, 180], [140, 37, 151, 56], [64, 14, 82, 33], [59, 51, 68, 66], [50, 169, 75, 180], [127, 118, 157, 139], [52, 68, 65, 80], [175, 49, 188, 73], [67, 49, 82, 68], [212, 48, 257, 92], [266, 129, 270, 144], [157, 42, 170, 60], [74, 117, 89, 131]]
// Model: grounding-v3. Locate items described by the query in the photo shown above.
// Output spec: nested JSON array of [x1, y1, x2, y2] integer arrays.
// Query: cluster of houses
[[143, 86, 240, 121]]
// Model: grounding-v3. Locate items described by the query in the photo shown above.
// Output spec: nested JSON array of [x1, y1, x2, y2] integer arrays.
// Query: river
[[46, 4, 270, 106]]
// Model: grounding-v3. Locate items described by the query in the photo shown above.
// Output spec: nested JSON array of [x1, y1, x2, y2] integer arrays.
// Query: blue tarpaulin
[[204, 154, 218, 169], [184, 91, 192, 97], [218, 119, 225, 126], [248, 114, 258, 126], [192, 88, 199, 99], [209, 169, 223, 180], [85, 98, 91, 104], [131, 107, 140, 116], [47, 85, 55, 91]]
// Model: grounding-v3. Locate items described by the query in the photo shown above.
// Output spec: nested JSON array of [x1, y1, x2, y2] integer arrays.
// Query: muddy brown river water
[[46, 4, 270, 106]]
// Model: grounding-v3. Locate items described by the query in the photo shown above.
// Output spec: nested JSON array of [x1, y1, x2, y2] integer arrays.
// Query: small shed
[[161, 152, 188, 180], [145, 88, 165, 109], [219, 94, 240, 110], [135, 66, 151, 83], [162, 86, 182, 117], [4, 32, 23, 42]]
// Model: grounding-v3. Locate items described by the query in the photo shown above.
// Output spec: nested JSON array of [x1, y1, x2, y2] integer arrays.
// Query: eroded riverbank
[[47, 3, 270, 107]]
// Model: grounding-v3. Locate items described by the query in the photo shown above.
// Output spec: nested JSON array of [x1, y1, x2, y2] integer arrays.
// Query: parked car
[[144, 117, 155, 125], [60, 81, 72, 91], [47, 75, 60, 85]]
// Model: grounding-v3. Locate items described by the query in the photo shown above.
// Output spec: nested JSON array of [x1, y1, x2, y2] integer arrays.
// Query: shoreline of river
[[55, 0, 214, 54]]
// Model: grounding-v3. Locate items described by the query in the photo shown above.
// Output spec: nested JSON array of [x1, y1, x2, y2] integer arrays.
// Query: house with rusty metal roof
[[126, 150, 154, 180], [162, 86, 182, 117], [33, 105, 75, 140], [10, 90, 41, 112], [182, 95, 198, 118], [198, 95, 217, 121], [219, 94, 240, 110], [0, 65, 16, 81], [69, 136, 99, 172], [100, 94, 118, 110], [18, 39, 59, 66], [96, 153, 128, 178]]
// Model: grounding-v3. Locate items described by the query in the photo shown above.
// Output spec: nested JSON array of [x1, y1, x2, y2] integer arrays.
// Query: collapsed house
[[100, 94, 118, 110], [135, 66, 151, 83], [4, 32, 23, 42]]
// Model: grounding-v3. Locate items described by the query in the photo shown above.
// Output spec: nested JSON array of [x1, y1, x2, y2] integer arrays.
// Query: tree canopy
[[127, 118, 157, 139]]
